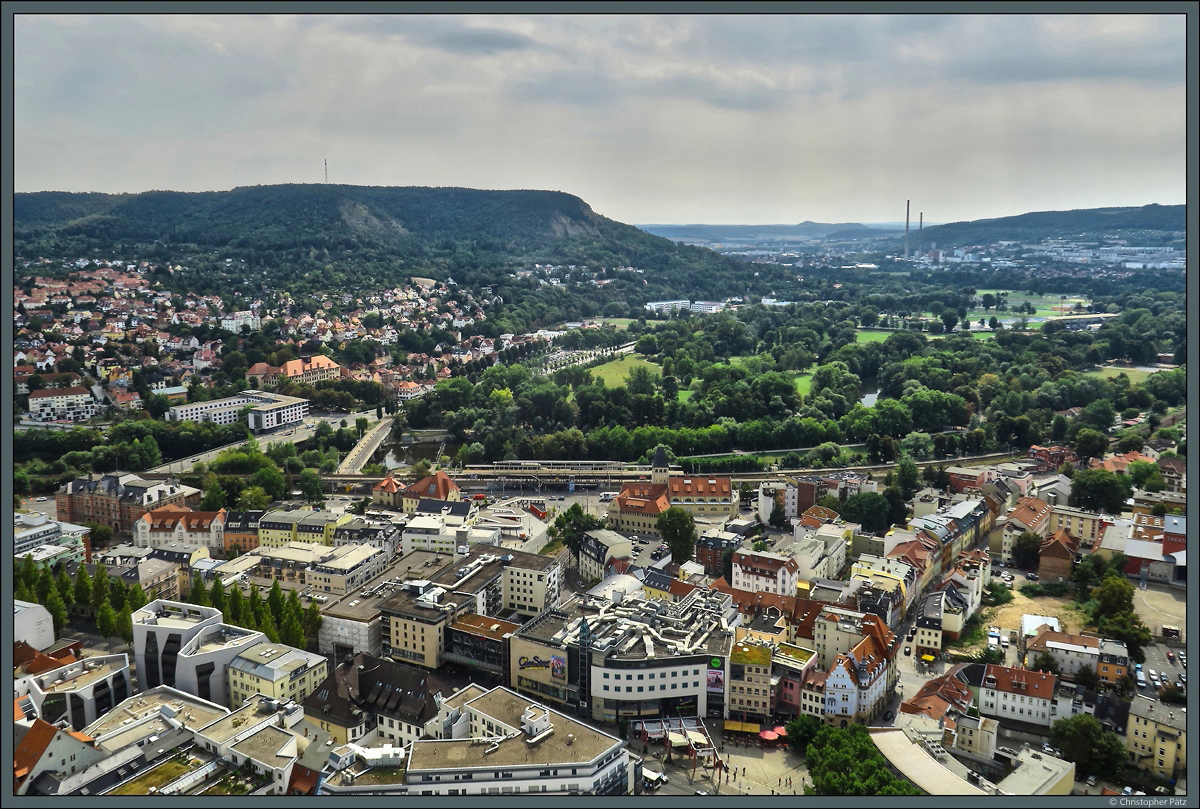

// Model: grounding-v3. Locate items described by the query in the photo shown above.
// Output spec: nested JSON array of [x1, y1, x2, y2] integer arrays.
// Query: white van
[[642, 769, 668, 790], [1136, 671, 1148, 689]]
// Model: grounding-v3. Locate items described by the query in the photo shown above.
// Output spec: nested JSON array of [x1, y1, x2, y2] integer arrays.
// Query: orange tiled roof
[[1007, 496, 1051, 531], [615, 483, 670, 516], [373, 473, 402, 493], [1040, 528, 1080, 558], [14, 719, 59, 790], [667, 476, 732, 497], [984, 664, 1057, 699], [403, 470, 460, 501]]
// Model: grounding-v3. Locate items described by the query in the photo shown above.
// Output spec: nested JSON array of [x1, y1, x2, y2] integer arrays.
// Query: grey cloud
[[16, 16, 297, 138], [328, 15, 538, 55], [509, 67, 620, 107]]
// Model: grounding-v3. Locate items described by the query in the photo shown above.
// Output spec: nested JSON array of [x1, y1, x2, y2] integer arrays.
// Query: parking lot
[[20, 496, 58, 520], [1138, 643, 1186, 695]]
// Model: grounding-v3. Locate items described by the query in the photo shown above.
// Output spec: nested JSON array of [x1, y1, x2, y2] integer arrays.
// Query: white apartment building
[[1026, 630, 1099, 680], [501, 551, 563, 619], [133, 506, 226, 553], [979, 665, 1057, 728], [28, 387, 97, 422], [220, 310, 262, 332], [14, 600, 56, 650], [731, 550, 800, 596], [166, 390, 308, 432], [790, 523, 850, 582], [20, 654, 132, 731], [15, 513, 90, 559], [305, 544, 389, 596]]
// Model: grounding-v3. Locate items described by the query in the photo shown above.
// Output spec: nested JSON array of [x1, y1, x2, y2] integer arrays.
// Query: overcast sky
[[14, 13, 1186, 225]]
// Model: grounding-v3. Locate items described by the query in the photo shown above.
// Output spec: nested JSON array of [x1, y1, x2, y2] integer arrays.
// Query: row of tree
[[180, 576, 323, 650], [14, 555, 148, 643]]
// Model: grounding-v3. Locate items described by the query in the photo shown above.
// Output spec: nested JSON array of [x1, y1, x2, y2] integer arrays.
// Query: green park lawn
[[592, 317, 636, 329], [589, 354, 663, 387], [854, 330, 893, 343], [1086, 366, 1155, 385]]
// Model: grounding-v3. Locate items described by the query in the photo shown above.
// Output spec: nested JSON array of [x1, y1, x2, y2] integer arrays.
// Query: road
[[150, 409, 380, 474], [337, 416, 393, 474]]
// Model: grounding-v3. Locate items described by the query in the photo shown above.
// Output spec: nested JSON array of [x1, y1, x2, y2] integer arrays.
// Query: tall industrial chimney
[[904, 200, 911, 260], [918, 212, 923, 256]]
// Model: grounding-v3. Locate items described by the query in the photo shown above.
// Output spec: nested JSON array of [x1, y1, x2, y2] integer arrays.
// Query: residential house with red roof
[[14, 718, 106, 795], [1038, 528, 1081, 583], [133, 505, 227, 553], [979, 664, 1058, 728], [400, 470, 461, 514], [371, 472, 404, 509], [989, 496, 1052, 564], [731, 550, 800, 597]]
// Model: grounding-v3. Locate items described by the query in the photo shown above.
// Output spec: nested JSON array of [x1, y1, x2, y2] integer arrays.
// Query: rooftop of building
[[516, 591, 736, 660], [449, 612, 521, 641], [730, 641, 773, 666], [230, 724, 296, 769], [33, 654, 128, 694], [868, 727, 988, 795], [184, 623, 265, 657], [320, 550, 445, 621], [133, 600, 220, 630], [311, 543, 382, 572], [1127, 696, 1188, 732], [231, 642, 326, 680], [197, 701, 274, 745], [406, 688, 620, 772], [997, 747, 1075, 795], [85, 686, 228, 738]]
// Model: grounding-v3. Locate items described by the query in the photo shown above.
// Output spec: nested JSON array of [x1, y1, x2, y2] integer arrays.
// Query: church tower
[[651, 445, 670, 485]]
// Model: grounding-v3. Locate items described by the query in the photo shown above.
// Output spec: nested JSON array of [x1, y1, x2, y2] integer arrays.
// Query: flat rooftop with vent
[[84, 686, 229, 738], [321, 550, 445, 621], [31, 654, 127, 694], [517, 589, 737, 660], [133, 600, 221, 630], [406, 686, 621, 771]]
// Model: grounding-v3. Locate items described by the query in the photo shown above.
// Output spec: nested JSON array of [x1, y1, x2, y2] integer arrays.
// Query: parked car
[[1086, 775, 1097, 787], [1167, 650, 1175, 662], [36, 496, 47, 502], [904, 646, 912, 656], [1026, 572, 1039, 581]]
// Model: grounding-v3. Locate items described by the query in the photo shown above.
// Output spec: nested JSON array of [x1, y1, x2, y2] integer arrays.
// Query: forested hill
[[914, 203, 1185, 248], [13, 184, 761, 299]]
